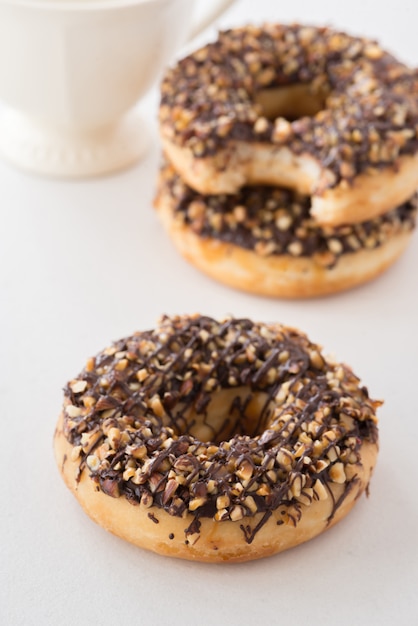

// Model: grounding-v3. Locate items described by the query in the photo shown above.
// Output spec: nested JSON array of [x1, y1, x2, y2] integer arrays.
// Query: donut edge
[[54, 413, 378, 563]]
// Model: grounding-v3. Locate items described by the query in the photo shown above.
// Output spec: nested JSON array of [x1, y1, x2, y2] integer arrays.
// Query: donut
[[54, 314, 380, 563], [159, 24, 418, 227], [154, 163, 417, 298]]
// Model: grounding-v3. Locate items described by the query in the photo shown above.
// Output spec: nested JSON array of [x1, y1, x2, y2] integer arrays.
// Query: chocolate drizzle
[[62, 315, 380, 543], [240, 511, 273, 544]]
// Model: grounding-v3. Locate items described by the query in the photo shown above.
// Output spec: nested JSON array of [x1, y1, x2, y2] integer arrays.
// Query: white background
[[1, 1, 417, 625]]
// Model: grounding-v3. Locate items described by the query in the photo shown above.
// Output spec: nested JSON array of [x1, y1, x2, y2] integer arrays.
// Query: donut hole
[[173, 388, 273, 445], [255, 84, 328, 121]]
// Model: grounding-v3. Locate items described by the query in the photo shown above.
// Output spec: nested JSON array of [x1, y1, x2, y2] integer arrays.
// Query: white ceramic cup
[[0, 0, 236, 177]]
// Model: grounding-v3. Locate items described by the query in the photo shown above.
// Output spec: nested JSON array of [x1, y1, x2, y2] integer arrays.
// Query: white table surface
[[1, 1, 418, 625]]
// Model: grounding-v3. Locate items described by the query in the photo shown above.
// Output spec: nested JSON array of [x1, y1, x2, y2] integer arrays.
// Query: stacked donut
[[155, 24, 418, 297]]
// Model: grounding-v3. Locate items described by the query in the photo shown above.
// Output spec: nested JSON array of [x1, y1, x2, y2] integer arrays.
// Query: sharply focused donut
[[154, 163, 417, 298], [54, 314, 380, 563], [159, 24, 418, 226]]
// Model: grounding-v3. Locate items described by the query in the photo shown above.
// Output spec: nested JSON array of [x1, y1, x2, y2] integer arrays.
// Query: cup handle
[[188, 0, 237, 41]]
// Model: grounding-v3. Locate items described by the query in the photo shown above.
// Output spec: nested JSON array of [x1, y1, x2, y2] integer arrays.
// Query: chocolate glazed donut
[[155, 164, 417, 298], [54, 315, 380, 562], [159, 24, 418, 226]]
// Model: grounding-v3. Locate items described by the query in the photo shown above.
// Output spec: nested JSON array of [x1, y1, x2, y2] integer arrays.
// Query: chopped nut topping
[[141, 493, 153, 509], [230, 506, 245, 522], [70, 380, 87, 394], [157, 163, 417, 268], [160, 24, 418, 189], [86, 454, 100, 472], [273, 118, 293, 142], [329, 462, 346, 484], [62, 315, 379, 536], [66, 404, 83, 418], [287, 241, 303, 256], [313, 479, 329, 501], [236, 460, 253, 482], [189, 497, 207, 511], [215, 508, 229, 522], [70, 445, 82, 462], [254, 117, 269, 134]]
